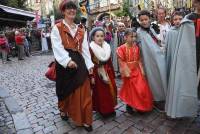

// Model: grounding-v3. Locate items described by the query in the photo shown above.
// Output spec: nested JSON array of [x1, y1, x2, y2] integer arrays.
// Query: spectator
[[41, 29, 48, 52], [0, 32, 9, 64], [156, 7, 171, 48], [24, 32, 31, 57], [15, 31, 25, 60]]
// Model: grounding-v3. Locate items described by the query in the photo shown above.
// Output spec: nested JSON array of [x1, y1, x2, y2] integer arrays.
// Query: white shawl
[[90, 41, 111, 83], [90, 41, 111, 62]]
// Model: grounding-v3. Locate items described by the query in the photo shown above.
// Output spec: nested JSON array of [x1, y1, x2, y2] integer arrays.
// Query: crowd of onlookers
[[0, 27, 52, 64]]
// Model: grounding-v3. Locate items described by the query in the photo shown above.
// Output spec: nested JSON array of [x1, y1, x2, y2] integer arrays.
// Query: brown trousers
[[58, 78, 92, 126]]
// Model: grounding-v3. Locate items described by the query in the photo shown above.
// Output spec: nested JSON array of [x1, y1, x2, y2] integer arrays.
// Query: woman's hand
[[91, 77, 95, 85], [67, 60, 77, 68], [88, 68, 93, 75]]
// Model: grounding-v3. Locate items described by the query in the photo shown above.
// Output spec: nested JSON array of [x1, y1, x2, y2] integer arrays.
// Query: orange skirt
[[58, 78, 92, 126]]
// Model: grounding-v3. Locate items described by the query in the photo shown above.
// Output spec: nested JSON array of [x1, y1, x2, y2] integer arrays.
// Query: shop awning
[[0, 4, 35, 18]]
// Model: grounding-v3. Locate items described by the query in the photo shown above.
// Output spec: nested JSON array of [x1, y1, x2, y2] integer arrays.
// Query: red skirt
[[92, 64, 117, 115], [119, 68, 153, 112]]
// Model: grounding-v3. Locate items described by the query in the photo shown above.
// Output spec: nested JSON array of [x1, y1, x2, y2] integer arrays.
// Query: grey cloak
[[137, 27, 167, 101], [112, 32, 119, 72], [165, 19, 198, 118], [112, 31, 125, 73]]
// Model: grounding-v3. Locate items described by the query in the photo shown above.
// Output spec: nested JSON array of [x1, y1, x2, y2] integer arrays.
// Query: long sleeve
[[117, 57, 130, 77], [81, 32, 94, 70], [51, 25, 71, 68], [116, 46, 130, 77]]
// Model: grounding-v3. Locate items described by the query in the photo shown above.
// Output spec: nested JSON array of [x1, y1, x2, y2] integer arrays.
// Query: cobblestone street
[[0, 98, 16, 134], [0, 54, 200, 134]]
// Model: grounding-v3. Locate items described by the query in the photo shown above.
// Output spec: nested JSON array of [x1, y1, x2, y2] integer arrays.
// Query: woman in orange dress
[[116, 28, 153, 113], [51, 0, 94, 132]]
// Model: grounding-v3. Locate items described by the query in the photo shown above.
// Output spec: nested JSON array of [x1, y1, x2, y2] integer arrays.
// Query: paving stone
[[12, 112, 31, 131], [123, 126, 142, 134], [32, 123, 40, 129], [17, 129, 33, 134], [52, 109, 60, 115], [150, 116, 166, 128], [141, 124, 155, 133], [56, 125, 73, 134], [30, 119, 39, 124], [115, 114, 127, 123], [0, 98, 16, 134], [33, 126, 45, 132], [93, 120, 104, 129], [0, 122, 5, 127], [133, 120, 146, 131], [36, 108, 47, 114], [4, 97, 23, 114], [5, 116, 13, 122], [36, 112, 45, 118], [117, 119, 134, 132], [38, 120, 49, 126], [35, 130, 45, 134], [55, 120, 69, 128], [68, 127, 87, 134], [2, 128, 16, 134], [92, 126, 109, 134], [154, 125, 173, 134], [54, 117, 62, 123], [0, 87, 10, 98], [28, 115, 37, 121], [102, 121, 119, 130], [43, 120, 54, 127], [27, 112, 36, 118], [107, 127, 122, 134], [141, 110, 159, 123], [163, 119, 177, 128], [188, 121, 200, 133], [35, 118, 44, 124], [126, 114, 144, 124], [43, 125, 57, 134], [44, 113, 54, 120]]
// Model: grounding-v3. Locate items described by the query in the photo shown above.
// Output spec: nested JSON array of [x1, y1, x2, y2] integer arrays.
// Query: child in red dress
[[116, 28, 153, 113], [89, 27, 117, 117]]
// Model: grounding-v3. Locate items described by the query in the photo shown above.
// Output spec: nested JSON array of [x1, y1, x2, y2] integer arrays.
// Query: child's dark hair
[[138, 10, 151, 18], [172, 11, 184, 19], [59, 1, 77, 12], [124, 28, 137, 36], [157, 7, 167, 15]]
